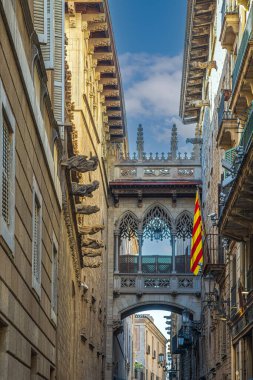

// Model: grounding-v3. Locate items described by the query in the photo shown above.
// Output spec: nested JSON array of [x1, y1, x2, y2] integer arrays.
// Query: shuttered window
[[34, 0, 54, 68], [0, 80, 15, 252], [32, 178, 42, 296], [34, 0, 47, 44], [51, 236, 58, 320], [2, 116, 11, 225], [54, 0, 64, 129]]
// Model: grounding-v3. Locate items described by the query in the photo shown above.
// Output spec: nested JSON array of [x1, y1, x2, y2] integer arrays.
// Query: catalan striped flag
[[190, 190, 203, 275]]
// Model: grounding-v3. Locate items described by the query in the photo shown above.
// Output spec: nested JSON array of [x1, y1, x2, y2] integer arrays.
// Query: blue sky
[[108, 0, 195, 155], [108, 0, 187, 337]]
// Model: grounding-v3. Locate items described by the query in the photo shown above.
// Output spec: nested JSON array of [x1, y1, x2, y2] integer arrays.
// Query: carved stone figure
[[82, 248, 103, 257], [72, 180, 99, 197], [79, 224, 105, 235], [62, 155, 99, 172], [76, 205, 100, 215], [82, 237, 104, 249]]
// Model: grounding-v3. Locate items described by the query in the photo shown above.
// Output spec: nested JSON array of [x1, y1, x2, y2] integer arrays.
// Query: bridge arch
[[113, 291, 201, 321]]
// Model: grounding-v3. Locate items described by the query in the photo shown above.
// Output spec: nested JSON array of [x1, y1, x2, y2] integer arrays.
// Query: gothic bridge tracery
[[105, 125, 202, 379]]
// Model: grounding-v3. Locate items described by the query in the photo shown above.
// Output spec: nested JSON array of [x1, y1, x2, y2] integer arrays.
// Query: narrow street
[[0, 0, 253, 379]]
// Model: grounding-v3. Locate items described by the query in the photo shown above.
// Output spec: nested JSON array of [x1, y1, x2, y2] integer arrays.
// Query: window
[[51, 233, 58, 322], [32, 177, 42, 296], [0, 80, 15, 252]]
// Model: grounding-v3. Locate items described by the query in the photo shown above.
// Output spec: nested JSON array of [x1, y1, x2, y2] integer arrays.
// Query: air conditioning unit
[[146, 345, 150, 354]]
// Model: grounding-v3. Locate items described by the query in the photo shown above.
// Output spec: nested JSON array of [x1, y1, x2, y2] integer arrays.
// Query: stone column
[[172, 230, 176, 273], [114, 230, 120, 273], [138, 231, 143, 273]]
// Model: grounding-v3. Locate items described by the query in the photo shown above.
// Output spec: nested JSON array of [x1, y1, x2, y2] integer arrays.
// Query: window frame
[[0, 80, 15, 253], [51, 232, 58, 324], [32, 176, 42, 297]]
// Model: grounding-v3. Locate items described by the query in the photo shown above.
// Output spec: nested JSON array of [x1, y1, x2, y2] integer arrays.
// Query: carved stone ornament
[[191, 60, 217, 70], [79, 224, 105, 235], [75, 205, 100, 215], [72, 180, 99, 197], [82, 248, 103, 257], [62, 155, 99, 173], [82, 237, 104, 249]]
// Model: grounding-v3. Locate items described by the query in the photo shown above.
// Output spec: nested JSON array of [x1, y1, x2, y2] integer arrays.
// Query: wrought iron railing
[[203, 234, 225, 266], [221, 0, 239, 30], [232, 4, 253, 91], [231, 284, 237, 317], [218, 93, 236, 131], [240, 108, 253, 153], [247, 267, 253, 293]]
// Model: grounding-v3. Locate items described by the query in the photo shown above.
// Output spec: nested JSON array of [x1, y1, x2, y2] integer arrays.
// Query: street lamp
[[182, 309, 191, 324], [158, 353, 164, 365]]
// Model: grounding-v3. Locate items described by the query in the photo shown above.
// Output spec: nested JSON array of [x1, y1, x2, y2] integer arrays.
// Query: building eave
[[179, 0, 216, 124]]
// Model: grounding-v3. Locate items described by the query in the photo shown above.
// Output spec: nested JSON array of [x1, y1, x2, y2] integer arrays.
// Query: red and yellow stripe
[[190, 191, 203, 275]]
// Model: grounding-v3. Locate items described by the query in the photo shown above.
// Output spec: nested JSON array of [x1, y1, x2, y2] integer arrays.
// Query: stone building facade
[[0, 0, 126, 379], [181, 0, 253, 379], [133, 314, 167, 380]]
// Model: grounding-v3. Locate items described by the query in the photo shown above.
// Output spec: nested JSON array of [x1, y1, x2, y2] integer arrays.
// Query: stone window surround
[[0, 80, 15, 253]]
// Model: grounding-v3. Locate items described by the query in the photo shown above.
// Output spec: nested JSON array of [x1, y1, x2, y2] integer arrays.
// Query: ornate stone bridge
[[105, 125, 202, 379]]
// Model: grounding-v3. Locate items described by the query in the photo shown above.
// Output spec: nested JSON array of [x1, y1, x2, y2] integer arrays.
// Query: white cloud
[[119, 52, 196, 153], [119, 52, 183, 118]]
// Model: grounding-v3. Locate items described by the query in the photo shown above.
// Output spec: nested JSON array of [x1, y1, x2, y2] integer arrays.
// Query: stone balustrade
[[113, 273, 201, 295]]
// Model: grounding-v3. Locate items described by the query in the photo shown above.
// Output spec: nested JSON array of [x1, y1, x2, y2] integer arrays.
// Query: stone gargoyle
[[72, 180, 99, 197], [79, 224, 105, 235], [62, 155, 99, 173], [75, 205, 100, 215], [82, 237, 104, 249], [82, 248, 103, 257]]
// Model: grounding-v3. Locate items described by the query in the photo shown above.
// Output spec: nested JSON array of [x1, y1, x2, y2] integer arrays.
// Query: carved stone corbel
[[82, 237, 104, 249], [189, 100, 210, 108], [79, 225, 105, 235], [62, 155, 99, 172], [191, 60, 217, 71], [75, 205, 100, 215], [137, 190, 143, 208], [72, 181, 100, 197]]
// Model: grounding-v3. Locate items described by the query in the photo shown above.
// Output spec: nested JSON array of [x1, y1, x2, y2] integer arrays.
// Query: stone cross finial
[[136, 123, 144, 160], [171, 124, 178, 160]]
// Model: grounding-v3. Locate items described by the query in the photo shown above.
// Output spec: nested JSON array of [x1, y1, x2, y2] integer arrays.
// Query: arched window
[[175, 212, 193, 241], [119, 212, 138, 240], [143, 206, 172, 241]]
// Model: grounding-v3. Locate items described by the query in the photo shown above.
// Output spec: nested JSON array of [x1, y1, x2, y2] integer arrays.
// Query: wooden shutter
[[34, 0, 47, 44], [2, 116, 11, 225], [54, 0, 65, 129], [40, 0, 54, 68]]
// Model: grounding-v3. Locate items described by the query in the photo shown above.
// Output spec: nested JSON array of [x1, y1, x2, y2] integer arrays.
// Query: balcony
[[231, 4, 253, 112], [219, 108, 253, 239], [217, 93, 238, 149], [220, 1, 239, 51], [203, 234, 225, 281]]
